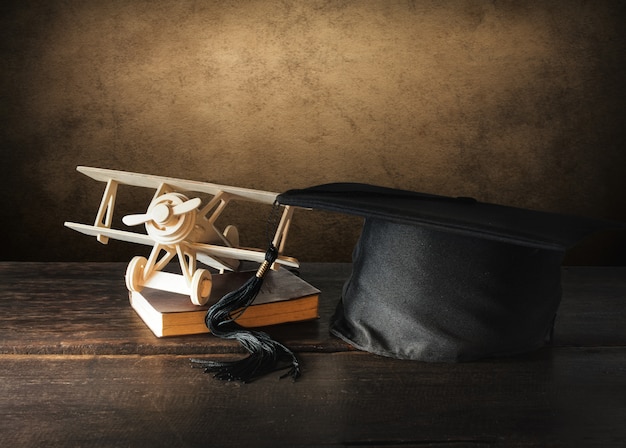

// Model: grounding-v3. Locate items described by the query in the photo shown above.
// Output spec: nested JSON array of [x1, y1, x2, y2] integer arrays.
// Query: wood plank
[[0, 262, 351, 355], [0, 349, 624, 447], [1, 263, 624, 356], [1, 262, 624, 447]]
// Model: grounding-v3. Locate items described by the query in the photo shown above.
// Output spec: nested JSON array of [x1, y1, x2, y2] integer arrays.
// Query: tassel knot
[[255, 244, 278, 278]]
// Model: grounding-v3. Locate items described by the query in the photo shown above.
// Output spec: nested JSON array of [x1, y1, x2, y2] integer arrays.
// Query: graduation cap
[[275, 183, 626, 363], [194, 182, 624, 382]]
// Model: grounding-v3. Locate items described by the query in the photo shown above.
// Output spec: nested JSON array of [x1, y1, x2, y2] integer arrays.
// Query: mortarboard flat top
[[278, 182, 623, 251]]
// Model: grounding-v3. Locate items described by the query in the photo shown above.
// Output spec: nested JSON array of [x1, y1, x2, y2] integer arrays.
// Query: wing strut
[[94, 179, 118, 244]]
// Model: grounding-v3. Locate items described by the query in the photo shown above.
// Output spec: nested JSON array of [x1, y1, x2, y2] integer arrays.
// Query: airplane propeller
[[123, 196, 201, 227]]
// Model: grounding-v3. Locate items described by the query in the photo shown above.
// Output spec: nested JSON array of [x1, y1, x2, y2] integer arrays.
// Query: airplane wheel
[[190, 269, 212, 306], [125, 256, 147, 292]]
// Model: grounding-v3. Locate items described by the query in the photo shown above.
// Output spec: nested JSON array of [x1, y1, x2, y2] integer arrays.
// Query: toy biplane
[[64, 166, 299, 306]]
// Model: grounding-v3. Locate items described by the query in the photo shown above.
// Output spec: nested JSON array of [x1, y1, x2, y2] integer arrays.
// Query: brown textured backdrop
[[1, 0, 625, 264]]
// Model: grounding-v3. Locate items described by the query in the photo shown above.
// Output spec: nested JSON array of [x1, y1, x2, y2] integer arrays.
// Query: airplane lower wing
[[65, 222, 240, 271], [189, 243, 300, 269], [64, 222, 154, 246], [65, 222, 299, 270]]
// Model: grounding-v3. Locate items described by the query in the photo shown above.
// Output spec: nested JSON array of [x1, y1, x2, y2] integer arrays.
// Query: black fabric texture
[[330, 218, 563, 361], [276, 183, 625, 362]]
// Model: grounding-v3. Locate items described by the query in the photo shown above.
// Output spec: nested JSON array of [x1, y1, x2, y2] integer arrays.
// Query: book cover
[[129, 268, 320, 337]]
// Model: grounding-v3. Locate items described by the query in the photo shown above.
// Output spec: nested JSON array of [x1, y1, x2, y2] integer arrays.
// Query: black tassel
[[190, 244, 301, 383]]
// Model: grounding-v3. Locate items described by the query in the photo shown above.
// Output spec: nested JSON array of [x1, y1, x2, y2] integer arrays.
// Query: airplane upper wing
[[77, 166, 278, 204]]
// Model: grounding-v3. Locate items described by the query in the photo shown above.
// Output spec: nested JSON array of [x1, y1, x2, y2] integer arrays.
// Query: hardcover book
[[129, 268, 320, 337]]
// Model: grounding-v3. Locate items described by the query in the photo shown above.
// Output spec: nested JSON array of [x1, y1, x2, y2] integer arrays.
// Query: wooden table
[[1, 262, 625, 447]]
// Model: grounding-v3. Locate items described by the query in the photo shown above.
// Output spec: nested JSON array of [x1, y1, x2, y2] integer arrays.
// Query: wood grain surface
[[1, 262, 625, 447]]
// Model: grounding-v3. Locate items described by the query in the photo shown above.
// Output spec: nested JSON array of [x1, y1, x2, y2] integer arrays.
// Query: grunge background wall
[[2, 0, 625, 263]]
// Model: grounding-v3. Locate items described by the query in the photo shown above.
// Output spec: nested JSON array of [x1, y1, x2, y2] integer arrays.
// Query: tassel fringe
[[190, 244, 301, 383]]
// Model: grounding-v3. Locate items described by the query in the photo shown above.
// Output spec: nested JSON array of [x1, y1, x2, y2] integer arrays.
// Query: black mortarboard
[[277, 183, 626, 362]]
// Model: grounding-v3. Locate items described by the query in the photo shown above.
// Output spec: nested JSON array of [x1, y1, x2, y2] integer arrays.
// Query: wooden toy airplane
[[64, 166, 299, 306]]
